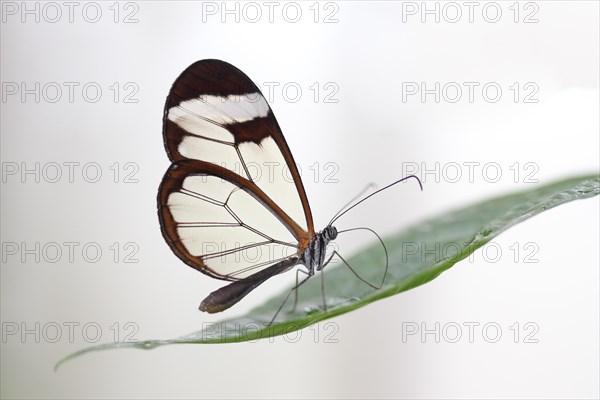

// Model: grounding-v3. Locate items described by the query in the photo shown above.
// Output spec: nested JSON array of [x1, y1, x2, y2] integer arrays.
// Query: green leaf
[[56, 174, 599, 369]]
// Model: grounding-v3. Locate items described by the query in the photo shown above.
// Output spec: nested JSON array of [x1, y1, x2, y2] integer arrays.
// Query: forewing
[[163, 59, 314, 236]]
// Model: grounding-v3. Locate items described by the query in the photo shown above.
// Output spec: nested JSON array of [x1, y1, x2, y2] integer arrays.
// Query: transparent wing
[[163, 59, 314, 238], [159, 160, 304, 281]]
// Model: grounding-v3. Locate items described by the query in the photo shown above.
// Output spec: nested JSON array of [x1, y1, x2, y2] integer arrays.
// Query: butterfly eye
[[325, 226, 338, 240]]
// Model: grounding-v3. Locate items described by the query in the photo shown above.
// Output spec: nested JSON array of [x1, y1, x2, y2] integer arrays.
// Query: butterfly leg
[[320, 271, 326, 313], [291, 268, 310, 313], [318, 252, 336, 313], [269, 270, 313, 326]]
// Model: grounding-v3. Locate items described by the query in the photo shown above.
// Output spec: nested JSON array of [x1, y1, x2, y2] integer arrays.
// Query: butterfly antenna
[[329, 175, 423, 226], [328, 182, 377, 225]]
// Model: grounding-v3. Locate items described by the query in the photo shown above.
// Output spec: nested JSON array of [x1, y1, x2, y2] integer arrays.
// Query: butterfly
[[157, 59, 421, 322]]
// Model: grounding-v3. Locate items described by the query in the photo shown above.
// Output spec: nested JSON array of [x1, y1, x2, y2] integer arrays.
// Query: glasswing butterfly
[[158, 60, 421, 323]]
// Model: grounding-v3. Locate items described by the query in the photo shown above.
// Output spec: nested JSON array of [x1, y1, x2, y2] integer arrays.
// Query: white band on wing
[[168, 92, 269, 143]]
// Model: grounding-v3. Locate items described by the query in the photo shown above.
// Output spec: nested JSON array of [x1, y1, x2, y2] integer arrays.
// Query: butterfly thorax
[[302, 225, 338, 274]]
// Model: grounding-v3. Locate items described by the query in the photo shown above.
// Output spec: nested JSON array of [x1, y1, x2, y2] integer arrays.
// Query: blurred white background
[[1, 1, 598, 398]]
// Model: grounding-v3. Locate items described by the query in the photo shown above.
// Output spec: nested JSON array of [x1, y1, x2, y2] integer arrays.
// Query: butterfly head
[[323, 225, 338, 241]]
